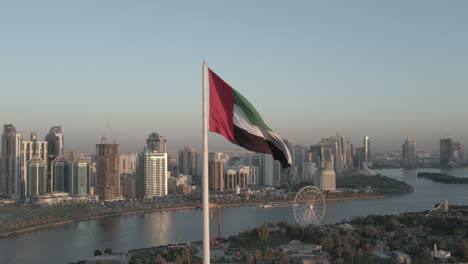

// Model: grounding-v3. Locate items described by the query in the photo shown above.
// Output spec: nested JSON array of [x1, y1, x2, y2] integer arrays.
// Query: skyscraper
[[364, 136, 371, 164], [178, 145, 197, 176], [440, 138, 452, 166], [251, 153, 274, 186], [208, 159, 224, 191], [45, 126, 64, 192], [452, 142, 464, 164], [1, 124, 23, 199], [321, 135, 346, 174], [21, 133, 48, 197], [139, 146, 168, 197], [146, 132, 167, 153], [96, 143, 120, 200], [119, 153, 138, 176], [26, 155, 47, 196], [51, 155, 71, 193], [439, 139, 464, 166], [315, 165, 336, 191], [402, 139, 417, 168], [72, 155, 90, 195]]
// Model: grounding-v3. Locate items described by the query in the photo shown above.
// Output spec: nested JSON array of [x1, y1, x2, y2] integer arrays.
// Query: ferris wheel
[[292, 186, 326, 226]]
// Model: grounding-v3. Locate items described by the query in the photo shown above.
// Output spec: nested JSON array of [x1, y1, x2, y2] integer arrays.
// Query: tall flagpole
[[202, 60, 211, 264]]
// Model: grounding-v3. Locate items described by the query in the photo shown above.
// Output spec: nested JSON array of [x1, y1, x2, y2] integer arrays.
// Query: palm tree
[[183, 246, 191, 264], [253, 249, 261, 264], [279, 250, 289, 264], [246, 253, 254, 264]]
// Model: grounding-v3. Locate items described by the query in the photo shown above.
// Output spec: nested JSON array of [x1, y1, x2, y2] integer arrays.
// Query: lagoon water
[[1, 168, 467, 264]]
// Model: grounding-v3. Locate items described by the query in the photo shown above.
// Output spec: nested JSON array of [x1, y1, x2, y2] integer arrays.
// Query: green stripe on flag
[[232, 88, 272, 132]]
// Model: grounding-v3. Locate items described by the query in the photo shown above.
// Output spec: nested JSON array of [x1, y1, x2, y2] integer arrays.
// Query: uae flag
[[209, 68, 292, 168]]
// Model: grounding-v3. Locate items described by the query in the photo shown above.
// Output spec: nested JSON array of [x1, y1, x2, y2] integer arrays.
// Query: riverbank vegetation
[[107, 206, 468, 264], [418, 172, 468, 184]]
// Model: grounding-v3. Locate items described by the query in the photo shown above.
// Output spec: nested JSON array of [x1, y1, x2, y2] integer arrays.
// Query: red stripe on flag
[[208, 68, 235, 142]]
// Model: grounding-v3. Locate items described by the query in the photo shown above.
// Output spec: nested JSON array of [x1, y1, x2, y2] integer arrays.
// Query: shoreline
[[0, 193, 402, 238]]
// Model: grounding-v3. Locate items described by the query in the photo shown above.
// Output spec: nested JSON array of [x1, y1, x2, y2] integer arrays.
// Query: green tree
[[257, 224, 269, 241], [94, 249, 102, 256], [155, 254, 166, 264], [104, 248, 113, 255]]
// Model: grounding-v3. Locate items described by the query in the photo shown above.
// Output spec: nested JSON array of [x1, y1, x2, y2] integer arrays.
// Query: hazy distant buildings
[[146, 132, 167, 153], [321, 135, 346, 175], [440, 138, 464, 166], [364, 136, 371, 165], [224, 167, 248, 190], [139, 146, 168, 197], [402, 139, 417, 168], [208, 159, 224, 191], [315, 161, 336, 191], [0, 124, 23, 199], [440, 139, 452, 166], [96, 143, 120, 200], [178, 146, 197, 176], [251, 153, 274, 185]]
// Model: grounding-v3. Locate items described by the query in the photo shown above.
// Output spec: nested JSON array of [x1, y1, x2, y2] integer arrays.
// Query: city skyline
[[1, 1, 467, 153], [0, 122, 463, 154]]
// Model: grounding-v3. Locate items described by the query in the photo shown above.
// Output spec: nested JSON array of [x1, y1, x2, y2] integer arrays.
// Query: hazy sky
[[1, 1, 467, 153]]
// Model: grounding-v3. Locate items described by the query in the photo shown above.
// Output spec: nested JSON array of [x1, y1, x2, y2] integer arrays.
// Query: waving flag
[[208, 68, 292, 168]]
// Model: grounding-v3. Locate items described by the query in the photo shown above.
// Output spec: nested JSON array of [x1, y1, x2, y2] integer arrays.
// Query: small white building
[[432, 243, 451, 261]]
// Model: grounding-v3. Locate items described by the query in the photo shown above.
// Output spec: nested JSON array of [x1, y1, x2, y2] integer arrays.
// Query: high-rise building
[[51, 155, 71, 193], [364, 136, 371, 164], [402, 139, 417, 168], [1, 124, 23, 199], [45, 126, 64, 192], [440, 139, 464, 166], [251, 153, 273, 185], [21, 133, 48, 197], [440, 138, 452, 166], [146, 132, 167, 153], [208, 159, 224, 191], [139, 147, 167, 197], [315, 165, 336, 191], [301, 153, 316, 183], [452, 142, 464, 164], [293, 145, 306, 170], [355, 146, 366, 169], [96, 143, 120, 200], [224, 167, 248, 190], [119, 153, 138, 176], [321, 135, 346, 174], [26, 155, 47, 196], [72, 155, 90, 195], [122, 176, 137, 199], [178, 146, 197, 176], [345, 141, 354, 169]]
